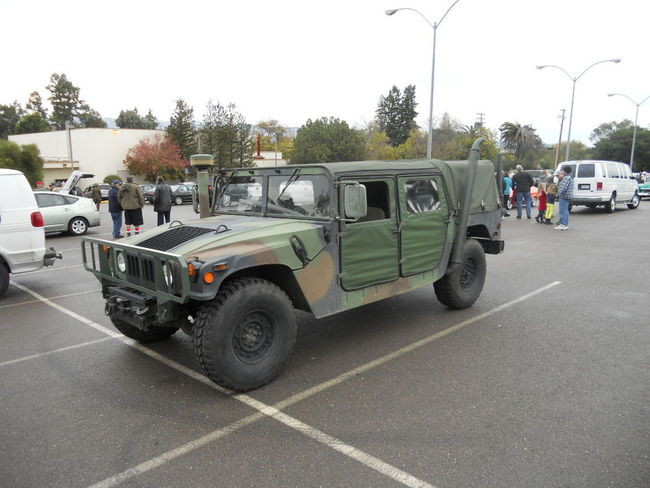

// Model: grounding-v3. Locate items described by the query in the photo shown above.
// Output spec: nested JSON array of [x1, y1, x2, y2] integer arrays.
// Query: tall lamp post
[[386, 0, 461, 159], [607, 93, 650, 173], [536, 58, 621, 162]]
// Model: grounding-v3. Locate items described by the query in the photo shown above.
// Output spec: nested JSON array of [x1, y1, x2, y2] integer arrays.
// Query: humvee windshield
[[215, 173, 331, 219]]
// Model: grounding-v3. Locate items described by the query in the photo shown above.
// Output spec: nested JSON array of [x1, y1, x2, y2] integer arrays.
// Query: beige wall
[[10, 128, 164, 186]]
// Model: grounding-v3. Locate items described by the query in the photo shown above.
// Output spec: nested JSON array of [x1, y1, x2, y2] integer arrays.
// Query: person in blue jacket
[[502, 171, 512, 217]]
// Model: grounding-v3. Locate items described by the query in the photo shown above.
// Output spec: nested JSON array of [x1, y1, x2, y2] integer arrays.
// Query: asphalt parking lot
[[1, 201, 648, 488]]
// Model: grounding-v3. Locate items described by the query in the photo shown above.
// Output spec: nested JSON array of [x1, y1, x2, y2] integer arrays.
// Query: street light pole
[[607, 93, 650, 173], [386, 1, 461, 159], [536, 58, 621, 162]]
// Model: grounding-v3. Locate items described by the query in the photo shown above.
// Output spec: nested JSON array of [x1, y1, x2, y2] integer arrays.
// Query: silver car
[[34, 191, 101, 235]]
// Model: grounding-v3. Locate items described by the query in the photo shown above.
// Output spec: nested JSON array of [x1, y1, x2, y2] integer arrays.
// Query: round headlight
[[162, 264, 173, 286], [116, 252, 127, 273]]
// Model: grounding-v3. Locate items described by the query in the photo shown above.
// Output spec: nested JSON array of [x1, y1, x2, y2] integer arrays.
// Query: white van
[[0, 169, 61, 297], [554, 160, 640, 212]]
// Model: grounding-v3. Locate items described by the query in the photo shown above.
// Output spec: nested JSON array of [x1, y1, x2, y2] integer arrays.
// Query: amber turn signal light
[[203, 272, 215, 284]]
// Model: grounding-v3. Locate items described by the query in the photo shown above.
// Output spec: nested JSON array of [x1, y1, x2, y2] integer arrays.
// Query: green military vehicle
[[82, 141, 504, 391]]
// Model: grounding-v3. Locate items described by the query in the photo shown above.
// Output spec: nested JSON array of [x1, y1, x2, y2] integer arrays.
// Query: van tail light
[[31, 211, 44, 227], [596, 182, 603, 191]]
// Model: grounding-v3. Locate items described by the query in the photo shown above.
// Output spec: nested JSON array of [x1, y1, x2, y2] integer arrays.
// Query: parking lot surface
[[1, 202, 648, 487]]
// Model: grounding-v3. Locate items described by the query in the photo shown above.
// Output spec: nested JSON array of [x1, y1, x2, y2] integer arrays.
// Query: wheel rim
[[232, 310, 274, 363], [460, 258, 477, 290], [632, 195, 639, 207], [610, 198, 616, 211], [175, 197, 183, 205], [71, 219, 86, 234]]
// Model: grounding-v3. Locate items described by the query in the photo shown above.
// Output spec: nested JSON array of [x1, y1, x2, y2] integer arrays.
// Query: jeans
[[157, 211, 171, 226], [559, 198, 570, 227], [516, 191, 532, 217], [110, 212, 123, 237]]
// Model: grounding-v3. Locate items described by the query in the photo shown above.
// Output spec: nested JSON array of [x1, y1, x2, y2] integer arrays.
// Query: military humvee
[[82, 143, 504, 391]]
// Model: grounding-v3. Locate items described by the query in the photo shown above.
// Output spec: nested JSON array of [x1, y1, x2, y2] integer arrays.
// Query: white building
[[9, 128, 164, 186]]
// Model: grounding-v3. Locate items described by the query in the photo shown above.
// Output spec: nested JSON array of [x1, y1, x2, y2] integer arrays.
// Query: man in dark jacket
[[108, 180, 124, 239], [511, 165, 535, 219], [91, 183, 102, 211], [153, 176, 173, 226], [118, 176, 145, 236]]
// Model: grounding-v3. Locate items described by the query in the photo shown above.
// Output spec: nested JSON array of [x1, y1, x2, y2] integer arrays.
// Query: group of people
[[107, 176, 174, 239], [502, 165, 574, 231]]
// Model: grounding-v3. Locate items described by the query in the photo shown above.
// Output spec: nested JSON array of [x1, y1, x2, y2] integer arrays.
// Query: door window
[[36, 194, 67, 208]]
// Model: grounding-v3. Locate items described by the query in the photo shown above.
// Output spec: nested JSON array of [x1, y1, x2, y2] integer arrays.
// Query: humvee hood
[[134, 214, 327, 264]]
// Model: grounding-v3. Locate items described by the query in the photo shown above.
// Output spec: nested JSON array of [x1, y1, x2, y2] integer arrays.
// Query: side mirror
[[344, 183, 367, 220]]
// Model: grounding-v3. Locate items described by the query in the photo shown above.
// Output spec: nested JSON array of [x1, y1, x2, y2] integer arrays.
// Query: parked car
[[82, 184, 110, 200], [0, 169, 61, 297], [554, 160, 640, 212], [140, 184, 156, 204], [170, 184, 194, 205], [34, 191, 101, 235], [637, 178, 650, 200]]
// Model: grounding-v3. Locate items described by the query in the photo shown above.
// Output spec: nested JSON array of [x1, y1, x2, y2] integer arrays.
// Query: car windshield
[[170, 185, 180, 191], [214, 172, 330, 219]]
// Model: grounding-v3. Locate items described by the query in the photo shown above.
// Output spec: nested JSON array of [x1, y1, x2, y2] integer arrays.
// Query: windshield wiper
[[276, 168, 301, 202]]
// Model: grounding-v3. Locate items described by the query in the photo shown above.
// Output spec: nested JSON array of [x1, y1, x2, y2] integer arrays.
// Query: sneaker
[[114, 235, 124, 239], [516, 216, 521, 219], [504, 213, 511, 217], [554, 225, 567, 230]]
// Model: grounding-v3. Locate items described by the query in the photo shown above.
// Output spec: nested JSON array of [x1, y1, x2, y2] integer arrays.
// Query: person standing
[[91, 183, 102, 211], [153, 176, 172, 226], [535, 182, 547, 223], [118, 176, 145, 237], [555, 166, 574, 231], [545, 183, 558, 225], [511, 165, 535, 219], [108, 180, 124, 239], [502, 171, 512, 217]]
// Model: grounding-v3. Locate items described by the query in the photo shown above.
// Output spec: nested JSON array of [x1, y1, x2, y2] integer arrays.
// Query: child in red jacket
[[535, 182, 547, 223]]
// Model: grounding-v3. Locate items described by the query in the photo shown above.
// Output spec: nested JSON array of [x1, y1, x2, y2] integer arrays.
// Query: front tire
[[193, 278, 296, 392], [108, 312, 179, 342], [627, 193, 640, 210], [68, 217, 88, 235], [174, 196, 183, 205], [434, 239, 486, 310], [0, 262, 9, 298], [607, 194, 616, 213]]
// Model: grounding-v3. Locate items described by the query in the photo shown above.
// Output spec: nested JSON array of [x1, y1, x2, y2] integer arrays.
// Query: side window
[[63, 196, 78, 204], [36, 194, 66, 207], [354, 181, 390, 222], [577, 164, 595, 178], [606, 163, 619, 178], [404, 179, 440, 213]]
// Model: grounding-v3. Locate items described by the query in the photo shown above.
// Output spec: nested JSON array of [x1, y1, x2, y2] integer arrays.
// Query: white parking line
[[0, 337, 113, 367], [0, 288, 99, 310], [7, 281, 561, 488]]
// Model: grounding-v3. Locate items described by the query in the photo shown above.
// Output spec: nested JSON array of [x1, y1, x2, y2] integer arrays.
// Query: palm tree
[[499, 122, 536, 163]]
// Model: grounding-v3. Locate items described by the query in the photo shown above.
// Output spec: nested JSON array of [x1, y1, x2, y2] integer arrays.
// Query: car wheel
[[68, 217, 88, 235], [174, 196, 184, 205], [607, 194, 616, 213], [0, 262, 9, 298], [434, 239, 486, 310], [108, 310, 179, 342], [193, 277, 296, 392], [627, 193, 640, 210]]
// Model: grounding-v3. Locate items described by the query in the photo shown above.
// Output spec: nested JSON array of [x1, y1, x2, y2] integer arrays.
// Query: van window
[[606, 163, 619, 178], [577, 164, 595, 178]]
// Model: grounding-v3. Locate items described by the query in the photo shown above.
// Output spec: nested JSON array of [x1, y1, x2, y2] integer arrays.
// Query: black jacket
[[512, 171, 535, 193], [108, 186, 123, 213], [153, 183, 172, 212]]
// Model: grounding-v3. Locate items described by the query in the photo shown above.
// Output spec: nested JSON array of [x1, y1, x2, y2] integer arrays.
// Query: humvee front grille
[[137, 226, 213, 252]]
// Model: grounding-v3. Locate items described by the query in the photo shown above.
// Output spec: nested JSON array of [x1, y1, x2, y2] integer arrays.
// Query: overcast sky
[[2, 0, 648, 146]]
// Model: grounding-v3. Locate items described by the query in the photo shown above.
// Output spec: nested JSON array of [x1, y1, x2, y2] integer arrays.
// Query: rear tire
[[0, 262, 9, 298], [68, 217, 88, 235], [627, 193, 640, 210], [607, 194, 616, 213], [193, 278, 296, 392], [434, 239, 486, 310], [108, 311, 179, 342]]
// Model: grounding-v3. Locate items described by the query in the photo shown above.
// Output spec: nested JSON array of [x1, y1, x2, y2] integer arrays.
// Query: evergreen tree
[[47, 73, 82, 129], [0, 102, 24, 139], [26, 91, 48, 118], [116, 108, 158, 129], [0, 140, 44, 185], [375, 85, 419, 147], [15, 113, 51, 134], [292, 117, 365, 164], [167, 99, 196, 160], [200, 100, 253, 169]]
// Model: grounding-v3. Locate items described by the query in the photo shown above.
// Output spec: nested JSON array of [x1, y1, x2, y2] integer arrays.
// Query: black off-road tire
[[0, 262, 9, 298], [108, 311, 179, 342], [627, 193, 640, 210], [193, 277, 296, 392], [434, 239, 486, 310]]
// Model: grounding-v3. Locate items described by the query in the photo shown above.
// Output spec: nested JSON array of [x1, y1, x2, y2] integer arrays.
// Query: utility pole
[[555, 109, 565, 167], [475, 113, 485, 128]]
